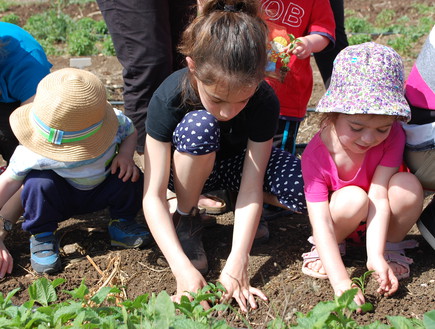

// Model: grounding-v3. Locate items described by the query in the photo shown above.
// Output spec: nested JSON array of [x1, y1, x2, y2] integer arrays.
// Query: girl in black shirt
[[143, 0, 306, 311]]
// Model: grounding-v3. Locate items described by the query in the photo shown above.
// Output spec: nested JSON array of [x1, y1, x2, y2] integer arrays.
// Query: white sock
[[176, 207, 189, 216]]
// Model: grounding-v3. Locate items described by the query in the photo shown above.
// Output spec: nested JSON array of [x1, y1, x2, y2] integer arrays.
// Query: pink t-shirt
[[301, 122, 405, 202]]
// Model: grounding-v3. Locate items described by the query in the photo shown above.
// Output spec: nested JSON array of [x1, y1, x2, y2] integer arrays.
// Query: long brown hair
[[178, 0, 268, 106]]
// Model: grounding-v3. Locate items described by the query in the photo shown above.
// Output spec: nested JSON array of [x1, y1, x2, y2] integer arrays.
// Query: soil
[[1, 1, 435, 327]]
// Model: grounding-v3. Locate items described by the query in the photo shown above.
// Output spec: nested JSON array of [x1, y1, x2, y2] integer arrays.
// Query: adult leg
[[96, 0, 173, 154], [313, 0, 349, 87], [168, 0, 197, 71]]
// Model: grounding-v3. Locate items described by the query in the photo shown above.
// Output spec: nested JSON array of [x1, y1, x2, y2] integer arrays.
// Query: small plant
[[0, 0, 11, 12], [102, 34, 116, 56], [0, 277, 433, 328], [345, 16, 373, 33], [175, 281, 229, 323], [287, 289, 374, 328], [351, 270, 374, 295], [375, 9, 396, 30], [24, 9, 72, 49], [388, 35, 415, 57], [278, 33, 300, 82], [347, 33, 372, 46], [67, 29, 97, 55]]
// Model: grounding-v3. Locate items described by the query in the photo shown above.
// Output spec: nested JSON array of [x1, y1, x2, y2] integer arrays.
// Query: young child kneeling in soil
[[0, 68, 150, 276], [301, 42, 424, 305]]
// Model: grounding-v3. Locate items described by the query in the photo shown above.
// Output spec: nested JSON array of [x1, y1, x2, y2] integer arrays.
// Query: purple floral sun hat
[[316, 42, 411, 121]]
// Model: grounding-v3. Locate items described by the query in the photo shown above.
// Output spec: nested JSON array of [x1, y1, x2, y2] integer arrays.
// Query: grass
[[344, 2, 434, 57]]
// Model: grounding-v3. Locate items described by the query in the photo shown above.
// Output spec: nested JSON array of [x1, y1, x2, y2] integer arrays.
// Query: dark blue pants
[[96, 0, 196, 153], [21, 170, 143, 234]]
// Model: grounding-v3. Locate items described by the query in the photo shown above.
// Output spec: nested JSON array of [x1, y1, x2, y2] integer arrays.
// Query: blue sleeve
[[0, 23, 52, 103]]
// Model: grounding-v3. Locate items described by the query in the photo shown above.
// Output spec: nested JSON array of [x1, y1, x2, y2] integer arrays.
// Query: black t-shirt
[[146, 68, 280, 160]]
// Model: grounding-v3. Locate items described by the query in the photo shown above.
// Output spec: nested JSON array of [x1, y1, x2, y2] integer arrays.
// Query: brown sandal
[[198, 194, 227, 215]]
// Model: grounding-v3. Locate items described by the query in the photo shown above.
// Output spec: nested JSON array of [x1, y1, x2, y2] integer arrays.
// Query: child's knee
[[172, 110, 220, 155], [389, 172, 424, 207], [23, 170, 62, 195], [330, 186, 368, 219]]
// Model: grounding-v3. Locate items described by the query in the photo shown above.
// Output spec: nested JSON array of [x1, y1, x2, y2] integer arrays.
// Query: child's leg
[[86, 170, 149, 248], [98, 170, 144, 221], [171, 110, 219, 214], [21, 170, 74, 233], [385, 172, 424, 279], [329, 186, 369, 242], [388, 172, 424, 242], [168, 110, 220, 274], [21, 170, 75, 274], [304, 186, 369, 276], [262, 148, 306, 213]]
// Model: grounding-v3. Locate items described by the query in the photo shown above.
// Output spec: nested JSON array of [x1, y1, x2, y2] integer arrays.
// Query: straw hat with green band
[[10, 68, 118, 162]]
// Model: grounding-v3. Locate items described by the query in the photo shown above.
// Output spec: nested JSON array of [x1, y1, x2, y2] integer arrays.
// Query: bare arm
[[307, 200, 365, 305], [111, 128, 140, 182], [366, 165, 399, 296], [219, 139, 271, 311], [291, 34, 331, 59], [142, 136, 207, 298], [0, 172, 24, 277], [21, 95, 35, 105]]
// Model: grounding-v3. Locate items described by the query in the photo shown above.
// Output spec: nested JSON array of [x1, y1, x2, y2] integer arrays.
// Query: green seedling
[[351, 270, 374, 295], [278, 33, 301, 82]]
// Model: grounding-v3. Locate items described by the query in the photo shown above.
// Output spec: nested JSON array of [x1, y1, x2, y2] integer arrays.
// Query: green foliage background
[[0, 0, 434, 57]]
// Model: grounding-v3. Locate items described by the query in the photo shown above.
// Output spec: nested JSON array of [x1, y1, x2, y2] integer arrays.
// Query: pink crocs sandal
[[384, 240, 418, 280], [301, 236, 346, 279]]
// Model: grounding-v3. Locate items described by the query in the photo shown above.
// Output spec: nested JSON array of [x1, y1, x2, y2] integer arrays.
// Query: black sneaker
[[173, 207, 208, 275], [418, 198, 435, 250]]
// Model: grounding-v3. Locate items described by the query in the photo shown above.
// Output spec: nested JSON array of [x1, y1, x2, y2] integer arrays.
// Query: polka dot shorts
[[170, 110, 307, 213]]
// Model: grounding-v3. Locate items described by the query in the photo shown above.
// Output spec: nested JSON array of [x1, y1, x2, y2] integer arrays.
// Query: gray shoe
[[254, 218, 270, 245], [173, 207, 208, 275]]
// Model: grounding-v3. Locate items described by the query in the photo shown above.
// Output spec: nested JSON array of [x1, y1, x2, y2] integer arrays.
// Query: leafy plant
[[67, 29, 97, 55], [1, 13, 19, 24], [0, 0, 11, 12], [288, 289, 373, 328], [175, 282, 229, 323], [347, 34, 372, 46], [0, 277, 433, 328], [375, 9, 396, 30], [102, 34, 116, 56], [351, 270, 374, 295], [23, 9, 72, 55], [277, 33, 301, 82], [387, 35, 415, 57], [345, 17, 373, 33]]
